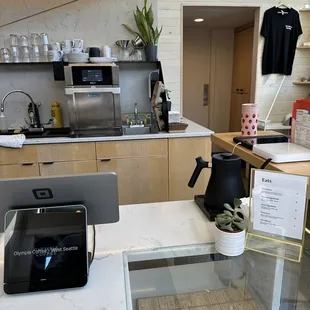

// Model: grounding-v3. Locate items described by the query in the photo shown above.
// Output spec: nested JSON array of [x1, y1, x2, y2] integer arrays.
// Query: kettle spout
[[188, 157, 209, 188]]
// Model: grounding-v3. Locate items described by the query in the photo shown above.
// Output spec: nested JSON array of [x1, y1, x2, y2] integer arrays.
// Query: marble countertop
[[23, 119, 214, 145], [0, 200, 216, 310]]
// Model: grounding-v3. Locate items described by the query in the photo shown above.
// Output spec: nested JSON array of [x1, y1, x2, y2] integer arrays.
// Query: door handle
[[100, 159, 112, 162]]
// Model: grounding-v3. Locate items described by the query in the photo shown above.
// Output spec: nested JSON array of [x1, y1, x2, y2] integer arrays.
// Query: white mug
[[53, 42, 61, 51], [72, 39, 83, 49], [48, 50, 63, 61], [72, 47, 83, 53], [62, 40, 74, 53]]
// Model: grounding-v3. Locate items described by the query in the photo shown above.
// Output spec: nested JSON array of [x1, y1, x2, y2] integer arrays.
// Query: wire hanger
[[276, 1, 290, 14]]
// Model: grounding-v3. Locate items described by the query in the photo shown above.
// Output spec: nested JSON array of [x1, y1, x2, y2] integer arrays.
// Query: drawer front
[[37, 143, 96, 162], [96, 139, 168, 159], [0, 146, 38, 165], [0, 163, 39, 178], [97, 156, 168, 205], [39, 160, 97, 176]]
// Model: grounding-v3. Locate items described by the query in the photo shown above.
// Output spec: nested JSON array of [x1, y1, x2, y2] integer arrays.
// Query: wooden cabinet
[[96, 139, 168, 159], [0, 136, 211, 204], [0, 145, 37, 165], [37, 143, 96, 162], [168, 137, 211, 201], [98, 156, 168, 205], [39, 160, 97, 176], [0, 163, 39, 178]]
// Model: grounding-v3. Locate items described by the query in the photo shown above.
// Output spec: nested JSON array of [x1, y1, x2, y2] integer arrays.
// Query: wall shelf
[[293, 81, 310, 85], [299, 8, 310, 12], [297, 46, 310, 49], [0, 62, 53, 65]]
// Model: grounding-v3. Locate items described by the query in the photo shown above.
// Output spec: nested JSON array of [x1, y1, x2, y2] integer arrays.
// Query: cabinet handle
[[42, 162, 55, 165], [100, 159, 112, 162], [22, 163, 34, 166], [236, 88, 240, 92]]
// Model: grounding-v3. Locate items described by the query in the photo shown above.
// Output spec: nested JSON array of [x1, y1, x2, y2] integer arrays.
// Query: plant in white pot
[[215, 199, 247, 257], [122, 0, 163, 61]]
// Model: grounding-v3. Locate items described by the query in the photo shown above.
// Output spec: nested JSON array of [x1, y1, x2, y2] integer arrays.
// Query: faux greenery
[[215, 199, 246, 232], [122, 0, 163, 45]]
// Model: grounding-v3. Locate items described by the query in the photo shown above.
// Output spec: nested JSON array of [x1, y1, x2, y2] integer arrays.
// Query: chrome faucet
[[0, 90, 40, 130]]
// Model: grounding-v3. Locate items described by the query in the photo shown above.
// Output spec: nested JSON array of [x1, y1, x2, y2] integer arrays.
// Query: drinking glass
[[10, 45, 20, 63], [9, 34, 19, 46], [40, 33, 49, 45], [30, 33, 40, 45], [31, 44, 40, 62], [19, 35, 29, 47], [20, 46, 30, 62], [40, 44, 50, 62], [0, 48, 12, 63]]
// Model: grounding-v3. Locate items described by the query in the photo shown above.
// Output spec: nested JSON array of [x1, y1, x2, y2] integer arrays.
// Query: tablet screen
[[4, 205, 88, 294]]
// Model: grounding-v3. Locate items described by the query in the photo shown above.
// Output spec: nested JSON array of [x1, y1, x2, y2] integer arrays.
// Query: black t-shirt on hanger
[[261, 7, 302, 75]]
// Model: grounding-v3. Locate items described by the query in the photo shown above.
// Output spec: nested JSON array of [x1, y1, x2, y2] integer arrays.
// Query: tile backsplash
[[0, 0, 156, 128]]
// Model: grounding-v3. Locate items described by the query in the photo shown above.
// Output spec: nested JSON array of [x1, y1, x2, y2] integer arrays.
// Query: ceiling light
[[194, 18, 204, 22]]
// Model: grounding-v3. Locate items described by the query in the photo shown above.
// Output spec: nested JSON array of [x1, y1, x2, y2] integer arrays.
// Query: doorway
[[182, 6, 259, 133]]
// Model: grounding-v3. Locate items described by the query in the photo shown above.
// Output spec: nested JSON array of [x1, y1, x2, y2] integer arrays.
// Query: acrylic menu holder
[[246, 169, 309, 263]]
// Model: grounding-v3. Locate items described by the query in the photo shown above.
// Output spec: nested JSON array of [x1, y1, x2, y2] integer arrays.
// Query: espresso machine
[[64, 64, 122, 137]]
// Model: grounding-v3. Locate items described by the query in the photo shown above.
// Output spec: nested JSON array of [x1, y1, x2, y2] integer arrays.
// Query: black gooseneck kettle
[[188, 153, 246, 221]]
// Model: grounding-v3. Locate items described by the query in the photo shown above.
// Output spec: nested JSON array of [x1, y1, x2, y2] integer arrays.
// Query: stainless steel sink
[[123, 126, 151, 135]]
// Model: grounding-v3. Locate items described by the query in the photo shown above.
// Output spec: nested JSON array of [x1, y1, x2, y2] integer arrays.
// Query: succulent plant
[[215, 198, 246, 232]]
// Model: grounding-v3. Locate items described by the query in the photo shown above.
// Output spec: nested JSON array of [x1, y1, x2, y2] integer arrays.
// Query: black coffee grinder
[[188, 153, 246, 221]]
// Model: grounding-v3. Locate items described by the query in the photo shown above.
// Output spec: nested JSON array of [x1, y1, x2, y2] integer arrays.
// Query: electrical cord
[[260, 158, 272, 169], [90, 225, 96, 265]]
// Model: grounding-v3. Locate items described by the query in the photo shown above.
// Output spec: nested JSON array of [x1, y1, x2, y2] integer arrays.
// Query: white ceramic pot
[[215, 225, 246, 256]]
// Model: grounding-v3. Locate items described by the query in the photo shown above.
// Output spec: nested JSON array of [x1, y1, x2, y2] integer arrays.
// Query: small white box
[[168, 111, 180, 123]]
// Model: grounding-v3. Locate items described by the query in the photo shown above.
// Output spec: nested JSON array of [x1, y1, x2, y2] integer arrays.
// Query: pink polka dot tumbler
[[241, 104, 259, 136]]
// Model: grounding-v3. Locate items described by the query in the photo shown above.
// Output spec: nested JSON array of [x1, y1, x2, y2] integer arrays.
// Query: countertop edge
[[22, 119, 214, 145]]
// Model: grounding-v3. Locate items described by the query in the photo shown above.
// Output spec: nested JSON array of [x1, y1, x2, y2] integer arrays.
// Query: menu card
[[252, 170, 308, 240]]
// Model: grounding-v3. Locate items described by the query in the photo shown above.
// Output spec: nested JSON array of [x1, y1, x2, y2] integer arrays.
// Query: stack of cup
[[241, 104, 259, 136], [9, 34, 20, 63], [40, 33, 50, 62], [19, 35, 30, 62], [30, 33, 41, 62]]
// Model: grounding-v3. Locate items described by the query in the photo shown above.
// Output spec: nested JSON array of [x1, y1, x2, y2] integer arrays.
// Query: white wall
[[158, 1, 310, 125], [0, 0, 156, 128], [183, 28, 211, 128]]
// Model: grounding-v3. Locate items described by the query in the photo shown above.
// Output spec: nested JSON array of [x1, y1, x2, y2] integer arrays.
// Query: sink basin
[[123, 126, 151, 135], [0, 127, 72, 138]]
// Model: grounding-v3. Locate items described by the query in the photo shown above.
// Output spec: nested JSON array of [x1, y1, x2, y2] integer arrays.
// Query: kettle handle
[[188, 157, 209, 188]]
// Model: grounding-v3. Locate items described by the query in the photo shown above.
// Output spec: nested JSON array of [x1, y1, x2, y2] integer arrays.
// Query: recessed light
[[194, 18, 204, 22]]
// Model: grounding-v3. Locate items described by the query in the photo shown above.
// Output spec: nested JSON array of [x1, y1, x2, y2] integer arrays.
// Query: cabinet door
[[37, 143, 96, 162], [98, 157, 168, 205], [0, 146, 37, 165], [39, 160, 97, 176], [169, 137, 211, 201], [231, 26, 254, 94], [230, 93, 251, 132], [96, 139, 168, 159], [0, 163, 39, 178]]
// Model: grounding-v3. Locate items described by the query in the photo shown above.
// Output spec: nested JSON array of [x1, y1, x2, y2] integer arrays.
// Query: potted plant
[[215, 199, 247, 257], [122, 0, 163, 61]]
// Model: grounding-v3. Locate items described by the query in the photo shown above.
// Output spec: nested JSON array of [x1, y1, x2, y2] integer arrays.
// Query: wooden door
[[98, 157, 168, 205], [230, 26, 254, 132], [230, 93, 251, 132]]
